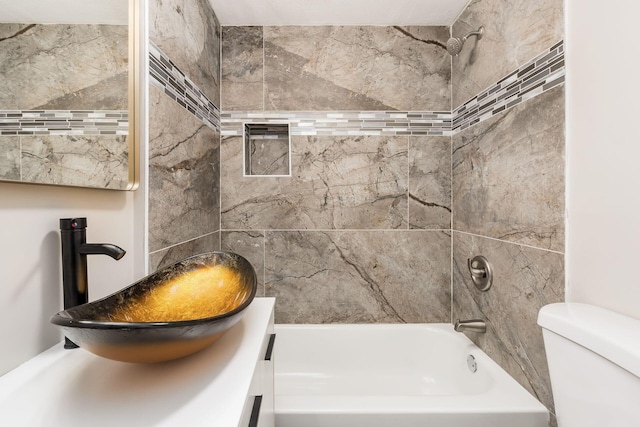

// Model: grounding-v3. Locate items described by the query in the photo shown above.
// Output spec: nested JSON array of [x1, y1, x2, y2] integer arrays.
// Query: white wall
[[0, 182, 143, 375], [566, 0, 640, 320]]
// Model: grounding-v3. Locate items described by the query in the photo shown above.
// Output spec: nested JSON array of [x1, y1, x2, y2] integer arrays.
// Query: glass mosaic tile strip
[[221, 111, 452, 137], [452, 40, 565, 133], [149, 42, 220, 132], [149, 39, 564, 138], [0, 110, 128, 136]]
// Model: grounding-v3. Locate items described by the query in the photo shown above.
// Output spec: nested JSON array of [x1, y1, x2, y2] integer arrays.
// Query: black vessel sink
[[50, 252, 257, 363]]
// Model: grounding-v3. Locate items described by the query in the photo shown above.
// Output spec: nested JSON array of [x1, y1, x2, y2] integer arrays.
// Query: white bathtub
[[274, 324, 549, 427]]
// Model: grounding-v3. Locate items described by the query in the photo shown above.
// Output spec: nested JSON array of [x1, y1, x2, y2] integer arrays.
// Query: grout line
[[452, 230, 565, 254], [262, 26, 265, 112], [148, 231, 221, 255]]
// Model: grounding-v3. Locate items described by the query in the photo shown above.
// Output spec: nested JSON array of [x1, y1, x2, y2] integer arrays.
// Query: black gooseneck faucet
[[59, 218, 126, 349]]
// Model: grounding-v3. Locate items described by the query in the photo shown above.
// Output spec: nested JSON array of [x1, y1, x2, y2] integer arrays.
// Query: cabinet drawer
[[239, 309, 275, 427]]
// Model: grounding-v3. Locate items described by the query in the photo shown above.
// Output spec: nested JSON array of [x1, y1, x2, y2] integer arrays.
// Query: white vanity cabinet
[[239, 309, 275, 427], [0, 298, 276, 427]]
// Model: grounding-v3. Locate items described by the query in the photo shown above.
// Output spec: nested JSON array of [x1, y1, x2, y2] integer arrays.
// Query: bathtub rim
[[273, 323, 549, 419]]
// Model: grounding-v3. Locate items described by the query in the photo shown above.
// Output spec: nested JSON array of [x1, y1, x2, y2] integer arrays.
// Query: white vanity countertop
[[0, 297, 275, 427]]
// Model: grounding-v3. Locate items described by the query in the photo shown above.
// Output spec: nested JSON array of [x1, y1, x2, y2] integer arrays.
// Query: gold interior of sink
[[105, 264, 250, 322]]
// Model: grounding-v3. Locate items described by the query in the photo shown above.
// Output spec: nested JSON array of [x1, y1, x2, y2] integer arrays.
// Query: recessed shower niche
[[243, 123, 291, 177]]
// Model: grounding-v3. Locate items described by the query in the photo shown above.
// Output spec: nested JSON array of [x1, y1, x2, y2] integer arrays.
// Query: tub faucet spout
[[454, 319, 486, 333], [60, 218, 126, 349]]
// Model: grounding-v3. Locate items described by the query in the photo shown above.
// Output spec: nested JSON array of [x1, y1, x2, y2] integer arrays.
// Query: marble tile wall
[[0, 134, 129, 189], [0, 23, 130, 189], [149, 42, 219, 131], [452, 0, 564, 108], [219, 7, 565, 423], [221, 135, 409, 230], [452, 87, 565, 252], [220, 132, 452, 322], [220, 24, 455, 323], [221, 26, 263, 111], [148, 0, 222, 271], [452, 41, 564, 133], [0, 24, 127, 111], [149, 232, 220, 272], [451, 1, 565, 422], [0, 138, 19, 180], [452, 232, 563, 416], [266, 231, 451, 324], [149, 0, 221, 107], [245, 136, 290, 176], [223, 26, 450, 112]]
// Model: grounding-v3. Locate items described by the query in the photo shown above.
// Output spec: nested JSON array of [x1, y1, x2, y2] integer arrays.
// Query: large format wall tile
[[266, 230, 451, 323], [264, 26, 450, 111], [452, 0, 564, 107], [452, 86, 565, 251], [221, 27, 263, 111], [221, 230, 265, 296], [21, 135, 128, 189], [149, 232, 220, 272], [0, 24, 127, 110], [221, 135, 408, 230], [0, 137, 20, 180], [148, 85, 220, 252], [149, 0, 221, 106], [409, 136, 451, 229], [452, 231, 563, 415]]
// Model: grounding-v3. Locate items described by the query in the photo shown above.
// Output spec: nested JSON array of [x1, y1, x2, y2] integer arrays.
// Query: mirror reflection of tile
[[0, 23, 129, 189]]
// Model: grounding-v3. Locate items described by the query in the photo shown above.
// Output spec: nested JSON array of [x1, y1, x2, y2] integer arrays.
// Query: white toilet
[[538, 303, 640, 427]]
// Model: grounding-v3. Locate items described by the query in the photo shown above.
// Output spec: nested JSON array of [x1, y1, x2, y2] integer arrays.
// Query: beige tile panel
[[265, 230, 451, 323], [452, 86, 565, 252], [452, 231, 564, 415], [148, 85, 220, 252]]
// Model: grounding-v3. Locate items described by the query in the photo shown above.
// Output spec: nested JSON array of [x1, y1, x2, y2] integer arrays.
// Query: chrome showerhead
[[446, 26, 484, 56], [446, 37, 464, 56]]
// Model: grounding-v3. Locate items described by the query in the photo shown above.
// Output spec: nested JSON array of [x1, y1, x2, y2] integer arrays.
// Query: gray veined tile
[[221, 26, 264, 111], [149, 232, 220, 273], [451, 0, 564, 108], [0, 24, 127, 111], [148, 85, 220, 252], [452, 86, 565, 252], [221, 134, 409, 230], [149, 0, 221, 106], [409, 136, 451, 229], [21, 135, 129, 189], [221, 230, 266, 296], [263, 26, 450, 111], [265, 230, 451, 324], [0, 137, 20, 180], [452, 231, 564, 415]]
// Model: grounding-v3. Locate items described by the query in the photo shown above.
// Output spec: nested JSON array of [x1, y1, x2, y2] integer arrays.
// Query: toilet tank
[[538, 303, 640, 427]]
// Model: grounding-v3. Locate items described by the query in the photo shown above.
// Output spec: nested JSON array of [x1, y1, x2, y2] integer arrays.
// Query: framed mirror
[[0, 0, 139, 190]]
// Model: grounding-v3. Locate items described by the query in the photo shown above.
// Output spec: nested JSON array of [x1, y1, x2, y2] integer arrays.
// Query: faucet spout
[[80, 243, 126, 260], [454, 319, 487, 333], [59, 218, 126, 349]]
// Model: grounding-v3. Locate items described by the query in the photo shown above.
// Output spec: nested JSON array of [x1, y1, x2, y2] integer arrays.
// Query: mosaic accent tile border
[[452, 40, 565, 132], [0, 110, 128, 136], [221, 111, 452, 137], [220, 41, 564, 137], [149, 42, 220, 131]]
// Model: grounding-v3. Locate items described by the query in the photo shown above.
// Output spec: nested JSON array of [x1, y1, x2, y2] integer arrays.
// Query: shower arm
[[461, 26, 484, 43]]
